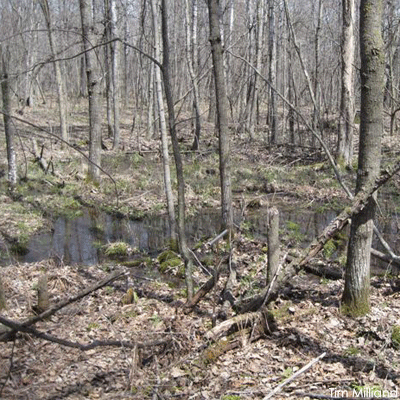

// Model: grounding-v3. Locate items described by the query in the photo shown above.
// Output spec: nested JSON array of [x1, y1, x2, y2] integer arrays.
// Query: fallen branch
[[294, 393, 394, 400], [262, 352, 326, 400], [0, 314, 169, 350], [204, 311, 265, 342], [0, 269, 126, 342]]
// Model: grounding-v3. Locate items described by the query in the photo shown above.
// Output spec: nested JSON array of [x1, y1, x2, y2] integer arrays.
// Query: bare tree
[[79, 0, 102, 182], [342, 0, 384, 316], [207, 0, 233, 232], [0, 46, 17, 186], [39, 0, 69, 146], [336, 0, 356, 166]]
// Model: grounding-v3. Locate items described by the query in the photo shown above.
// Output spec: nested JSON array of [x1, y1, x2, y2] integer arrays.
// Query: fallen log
[[236, 157, 400, 314]]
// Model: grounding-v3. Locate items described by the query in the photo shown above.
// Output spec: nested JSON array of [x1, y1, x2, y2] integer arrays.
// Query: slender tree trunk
[[158, 0, 194, 299], [342, 0, 384, 317], [185, 0, 202, 151], [337, 0, 355, 166], [268, 0, 277, 144], [1, 46, 17, 186], [79, 0, 102, 182], [150, 0, 177, 244], [39, 0, 68, 146], [110, 0, 120, 149], [208, 0, 233, 232]]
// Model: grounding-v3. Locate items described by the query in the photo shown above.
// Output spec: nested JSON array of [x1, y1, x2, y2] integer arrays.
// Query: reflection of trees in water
[[17, 205, 400, 268]]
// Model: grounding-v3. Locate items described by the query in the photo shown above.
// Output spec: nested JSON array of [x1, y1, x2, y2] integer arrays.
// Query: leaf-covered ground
[[1, 237, 399, 399]]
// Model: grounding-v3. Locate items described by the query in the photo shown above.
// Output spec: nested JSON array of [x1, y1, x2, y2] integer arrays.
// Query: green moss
[[323, 239, 337, 258], [103, 241, 129, 259]]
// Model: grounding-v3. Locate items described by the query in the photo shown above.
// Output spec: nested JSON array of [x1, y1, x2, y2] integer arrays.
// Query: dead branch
[[262, 352, 326, 400], [0, 314, 170, 351], [294, 393, 394, 400], [0, 270, 125, 342]]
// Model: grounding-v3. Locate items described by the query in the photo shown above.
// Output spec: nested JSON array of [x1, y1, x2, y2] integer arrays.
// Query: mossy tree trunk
[[342, 0, 384, 317]]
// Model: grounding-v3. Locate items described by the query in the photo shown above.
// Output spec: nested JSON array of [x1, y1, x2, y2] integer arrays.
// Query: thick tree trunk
[[208, 0, 233, 232], [341, 0, 384, 317], [337, 0, 355, 166], [1, 46, 17, 186], [79, 0, 102, 182]]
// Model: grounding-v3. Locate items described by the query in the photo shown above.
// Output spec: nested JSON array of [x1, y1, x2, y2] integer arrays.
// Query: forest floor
[[1, 99, 400, 399]]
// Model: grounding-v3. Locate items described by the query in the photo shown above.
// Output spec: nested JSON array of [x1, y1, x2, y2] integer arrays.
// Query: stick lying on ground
[[0, 269, 125, 342]]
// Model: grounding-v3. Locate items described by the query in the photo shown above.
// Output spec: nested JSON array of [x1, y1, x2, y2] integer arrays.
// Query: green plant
[[282, 367, 293, 379], [221, 395, 241, 400], [344, 346, 360, 356], [391, 325, 400, 349], [150, 313, 162, 326], [104, 286, 115, 295]]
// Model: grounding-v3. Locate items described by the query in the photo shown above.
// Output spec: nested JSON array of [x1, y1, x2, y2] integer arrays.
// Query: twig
[[0, 338, 16, 397], [206, 229, 228, 247], [262, 352, 326, 400]]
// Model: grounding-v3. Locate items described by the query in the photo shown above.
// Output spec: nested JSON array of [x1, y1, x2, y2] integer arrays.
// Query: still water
[[6, 200, 400, 268]]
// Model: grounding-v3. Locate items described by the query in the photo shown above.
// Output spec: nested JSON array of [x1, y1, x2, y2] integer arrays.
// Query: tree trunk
[[336, 0, 355, 166], [1, 46, 17, 186], [160, 0, 194, 300], [150, 0, 177, 244], [79, 0, 102, 182], [342, 0, 384, 317], [207, 0, 233, 232], [39, 0, 68, 146], [268, 0, 277, 144], [185, 0, 202, 151], [109, 0, 121, 149]]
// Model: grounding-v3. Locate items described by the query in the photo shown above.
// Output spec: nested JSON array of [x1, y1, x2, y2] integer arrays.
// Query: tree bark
[[342, 0, 384, 316], [160, 0, 194, 300], [336, 0, 355, 166], [150, 0, 177, 244], [0, 46, 17, 186], [79, 0, 102, 182], [207, 0, 233, 232]]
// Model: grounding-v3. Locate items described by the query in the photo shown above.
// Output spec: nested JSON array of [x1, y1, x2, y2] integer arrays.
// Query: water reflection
[[6, 201, 400, 268]]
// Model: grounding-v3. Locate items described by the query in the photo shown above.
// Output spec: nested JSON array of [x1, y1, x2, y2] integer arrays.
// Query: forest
[[1, 0, 400, 398]]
